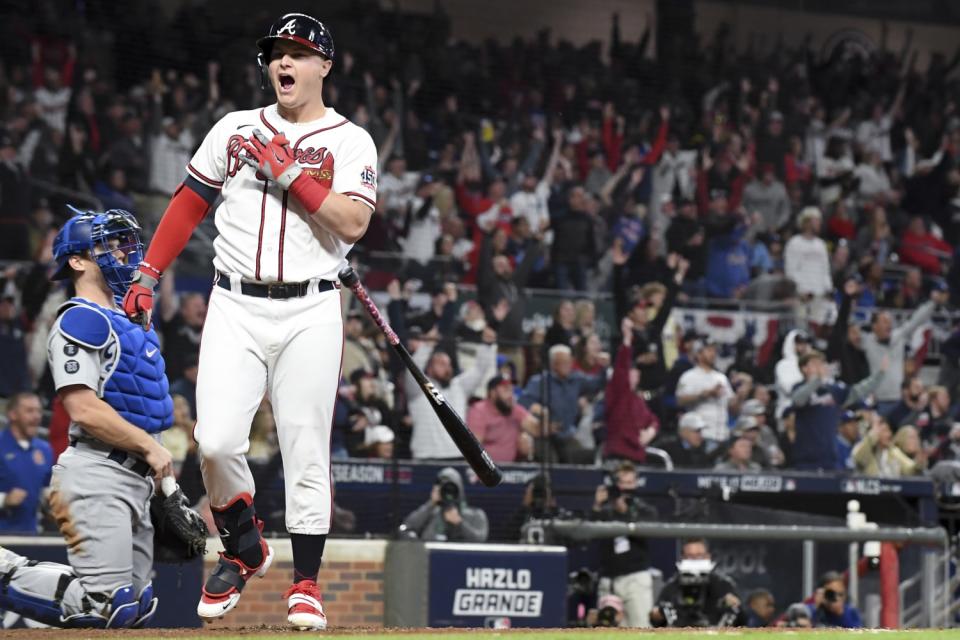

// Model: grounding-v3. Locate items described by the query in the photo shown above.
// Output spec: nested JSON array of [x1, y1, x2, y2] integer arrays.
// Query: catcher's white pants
[[194, 278, 342, 534]]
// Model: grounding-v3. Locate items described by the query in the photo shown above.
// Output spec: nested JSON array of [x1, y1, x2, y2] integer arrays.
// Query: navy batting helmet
[[257, 13, 335, 62], [52, 207, 145, 302]]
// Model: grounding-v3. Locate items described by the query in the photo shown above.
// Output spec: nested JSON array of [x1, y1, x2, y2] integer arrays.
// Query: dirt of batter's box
[[0, 626, 326, 638], [0, 627, 646, 638]]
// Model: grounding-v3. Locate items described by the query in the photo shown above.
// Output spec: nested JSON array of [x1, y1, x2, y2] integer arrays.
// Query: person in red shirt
[[604, 317, 660, 463], [466, 375, 539, 463], [899, 215, 951, 275]]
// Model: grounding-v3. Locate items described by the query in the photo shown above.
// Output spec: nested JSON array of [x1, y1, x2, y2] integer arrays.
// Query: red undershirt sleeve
[[143, 181, 212, 273]]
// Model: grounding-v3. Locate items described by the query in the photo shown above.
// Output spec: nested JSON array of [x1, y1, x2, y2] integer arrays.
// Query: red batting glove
[[288, 152, 333, 214], [241, 129, 303, 189], [122, 262, 161, 330]]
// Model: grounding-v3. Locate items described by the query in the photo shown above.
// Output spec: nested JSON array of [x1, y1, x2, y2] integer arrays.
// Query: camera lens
[[439, 480, 460, 504]]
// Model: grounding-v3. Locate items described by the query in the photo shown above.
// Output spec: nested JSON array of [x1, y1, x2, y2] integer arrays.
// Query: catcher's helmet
[[257, 13, 335, 62], [52, 206, 145, 302]]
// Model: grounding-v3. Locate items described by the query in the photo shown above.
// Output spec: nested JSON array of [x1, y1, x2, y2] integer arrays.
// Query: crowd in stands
[[4, 0, 960, 518]]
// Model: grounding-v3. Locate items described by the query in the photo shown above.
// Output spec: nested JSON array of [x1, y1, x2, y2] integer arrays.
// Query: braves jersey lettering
[[187, 105, 377, 282]]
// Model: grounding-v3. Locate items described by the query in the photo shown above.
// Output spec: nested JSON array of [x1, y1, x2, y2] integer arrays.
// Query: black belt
[[216, 271, 336, 299], [69, 438, 152, 478]]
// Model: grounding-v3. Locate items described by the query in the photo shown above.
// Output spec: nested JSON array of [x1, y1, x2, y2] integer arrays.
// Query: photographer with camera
[[590, 462, 659, 627], [508, 474, 571, 543], [807, 571, 863, 628], [400, 467, 489, 542], [650, 538, 746, 628]]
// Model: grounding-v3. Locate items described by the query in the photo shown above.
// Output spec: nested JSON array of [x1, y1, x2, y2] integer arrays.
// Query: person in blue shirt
[[790, 350, 885, 470], [807, 571, 863, 628], [745, 588, 776, 627], [520, 344, 605, 463], [705, 215, 751, 299], [0, 392, 52, 534], [835, 409, 862, 470]]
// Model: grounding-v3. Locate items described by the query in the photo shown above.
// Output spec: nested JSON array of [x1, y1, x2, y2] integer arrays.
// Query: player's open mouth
[[279, 74, 295, 92]]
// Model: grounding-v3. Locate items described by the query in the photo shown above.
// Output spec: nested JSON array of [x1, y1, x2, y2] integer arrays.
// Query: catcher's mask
[[52, 206, 145, 303]]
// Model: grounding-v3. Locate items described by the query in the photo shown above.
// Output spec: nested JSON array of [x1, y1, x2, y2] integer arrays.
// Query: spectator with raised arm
[[613, 252, 687, 412], [550, 186, 596, 291], [791, 351, 886, 470], [827, 278, 870, 385], [863, 288, 944, 414], [604, 317, 660, 464], [407, 327, 497, 460], [509, 128, 561, 237]]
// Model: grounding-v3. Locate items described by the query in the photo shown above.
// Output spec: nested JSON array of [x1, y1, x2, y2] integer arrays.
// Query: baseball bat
[[338, 267, 503, 487]]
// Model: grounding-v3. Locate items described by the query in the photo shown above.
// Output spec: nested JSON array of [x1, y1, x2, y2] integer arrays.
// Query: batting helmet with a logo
[[257, 13, 335, 63]]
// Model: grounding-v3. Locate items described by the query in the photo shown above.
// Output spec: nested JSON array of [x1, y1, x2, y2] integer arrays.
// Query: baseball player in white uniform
[[122, 12, 376, 630]]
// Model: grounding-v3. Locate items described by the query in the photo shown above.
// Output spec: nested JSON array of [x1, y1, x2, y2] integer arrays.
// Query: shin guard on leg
[[0, 559, 137, 629], [131, 582, 157, 628]]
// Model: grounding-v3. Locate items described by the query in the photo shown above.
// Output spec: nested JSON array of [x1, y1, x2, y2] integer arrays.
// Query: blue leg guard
[[0, 549, 138, 629], [131, 582, 157, 628], [0, 576, 69, 628], [61, 584, 138, 629]]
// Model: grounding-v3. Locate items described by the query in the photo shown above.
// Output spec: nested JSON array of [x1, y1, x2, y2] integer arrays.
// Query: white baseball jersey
[[186, 104, 377, 282]]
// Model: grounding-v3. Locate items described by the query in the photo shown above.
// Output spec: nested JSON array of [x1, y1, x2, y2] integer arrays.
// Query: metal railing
[[900, 548, 957, 628], [537, 520, 947, 544], [643, 446, 674, 471], [539, 519, 951, 629]]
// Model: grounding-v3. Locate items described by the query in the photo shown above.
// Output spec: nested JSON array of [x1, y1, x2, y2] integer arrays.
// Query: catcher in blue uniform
[[0, 208, 205, 628]]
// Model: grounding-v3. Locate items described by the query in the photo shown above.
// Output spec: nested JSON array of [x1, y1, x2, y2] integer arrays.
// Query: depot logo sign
[[452, 568, 543, 617]]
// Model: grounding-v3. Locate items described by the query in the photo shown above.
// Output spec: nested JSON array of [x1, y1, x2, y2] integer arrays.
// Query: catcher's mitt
[[150, 484, 208, 563]]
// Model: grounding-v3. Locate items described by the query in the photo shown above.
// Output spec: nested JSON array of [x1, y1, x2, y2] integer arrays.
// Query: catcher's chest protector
[[62, 298, 174, 433]]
